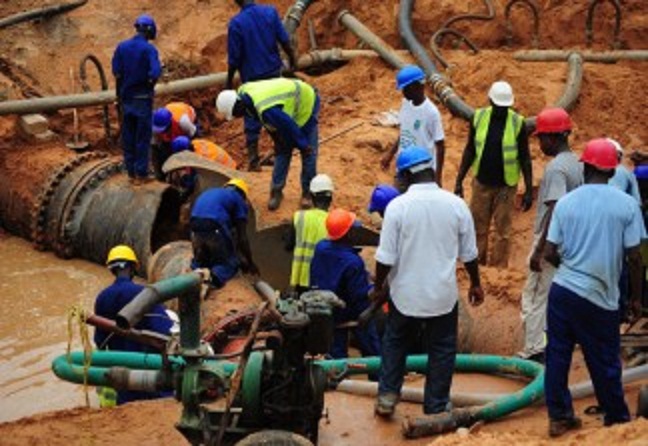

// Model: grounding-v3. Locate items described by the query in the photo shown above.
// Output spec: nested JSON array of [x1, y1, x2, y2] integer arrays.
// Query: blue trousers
[[545, 283, 630, 425], [330, 321, 381, 359], [190, 219, 239, 289], [379, 302, 458, 414], [242, 70, 281, 154], [120, 98, 153, 178], [271, 98, 320, 195]]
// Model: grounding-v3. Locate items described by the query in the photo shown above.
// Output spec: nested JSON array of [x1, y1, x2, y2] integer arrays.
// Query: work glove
[[521, 189, 533, 212]]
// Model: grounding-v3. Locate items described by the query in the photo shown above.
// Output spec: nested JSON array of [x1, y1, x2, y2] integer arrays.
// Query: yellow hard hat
[[226, 178, 249, 198], [106, 245, 138, 266]]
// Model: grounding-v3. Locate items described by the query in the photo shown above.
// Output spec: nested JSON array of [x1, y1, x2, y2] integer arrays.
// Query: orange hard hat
[[326, 208, 358, 240], [580, 138, 618, 170], [534, 107, 572, 135]]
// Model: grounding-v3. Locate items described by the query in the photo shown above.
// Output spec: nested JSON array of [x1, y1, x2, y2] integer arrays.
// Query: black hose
[[79, 54, 113, 144]]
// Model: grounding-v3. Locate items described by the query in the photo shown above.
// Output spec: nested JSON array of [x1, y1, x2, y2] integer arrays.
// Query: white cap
[[215, 90, 238, 121], [607, 138, 623, 156], [488, 81, 514, 107], [309, 173, 334, 194]]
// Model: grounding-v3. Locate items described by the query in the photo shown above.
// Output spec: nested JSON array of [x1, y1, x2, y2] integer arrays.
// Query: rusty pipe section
[[514, 49, 648, 62], [586, 0, 622, 49], [505, 0, 540, 48]]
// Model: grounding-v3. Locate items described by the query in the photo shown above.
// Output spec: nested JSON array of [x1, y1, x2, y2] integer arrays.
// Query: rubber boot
[[247, 142, 261, 172], [268, 188, 283, 211]]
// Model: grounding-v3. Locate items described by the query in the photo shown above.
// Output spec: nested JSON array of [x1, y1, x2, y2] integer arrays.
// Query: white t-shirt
[[376, 183, 478, 317], [398, 97, 445, 169]]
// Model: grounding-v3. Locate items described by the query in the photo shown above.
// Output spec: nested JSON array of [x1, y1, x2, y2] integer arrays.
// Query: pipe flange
[[55, 157, 122, 258], [31, 151, 106, 251]]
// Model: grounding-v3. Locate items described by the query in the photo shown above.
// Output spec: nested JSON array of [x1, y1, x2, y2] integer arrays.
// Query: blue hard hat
[[152, 108, 172, 133], [368, 184, 400, 213], [134, 14, 157, 39], [171, 136, 191, 153], [396, 147, 433, 174], [634, 165, 648, 180], [396, 65, 426, 90]]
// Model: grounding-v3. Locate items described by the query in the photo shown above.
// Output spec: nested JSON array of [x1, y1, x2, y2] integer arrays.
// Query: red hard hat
[[534, 107, 572, 135], [326, 209, 357, 240], [580, 138, 619, 170]]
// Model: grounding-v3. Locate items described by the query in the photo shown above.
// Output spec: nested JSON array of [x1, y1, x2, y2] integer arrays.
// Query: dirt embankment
[[0, 0, 647, 443]]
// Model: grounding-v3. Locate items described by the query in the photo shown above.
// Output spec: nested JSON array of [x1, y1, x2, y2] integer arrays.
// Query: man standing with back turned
[[371, 147, 484, 417], [226, 0, 296, 172], [455, 81, 533, 267], [112, 14, 161, 185]]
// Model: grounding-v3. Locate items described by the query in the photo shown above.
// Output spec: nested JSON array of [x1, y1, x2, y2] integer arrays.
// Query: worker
[[518, 108, 583, 364], [370, 147, 484, 417], [367, 184, 400, 228], [454, 81, 533, 267], [112, 14, 161, 185], [609, 138, 641, 203], [190, 179, 259, 288], [94, 245, 172, 405], [309, 209, 381, 360], [152, 102, 198, 179], [216, 78, 320, 211], [285, 173, 334, 294], [543, 138, 643, 436], [380, 65, 446, 187], [226, 0, 296, 172]]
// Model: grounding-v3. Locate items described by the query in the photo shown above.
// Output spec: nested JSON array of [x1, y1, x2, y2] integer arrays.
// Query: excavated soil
[[0, 0, 647, 444]]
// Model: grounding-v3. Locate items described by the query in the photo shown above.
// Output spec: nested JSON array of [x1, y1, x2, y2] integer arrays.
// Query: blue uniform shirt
[[190, 187, 248, 233], [310, 239, 372, 323], [610, 165, 642, 204], [548, 184, 644, 310], [112, 34, 161, 99], [228, 4, 290, 82], [94, 276, 172, 351]]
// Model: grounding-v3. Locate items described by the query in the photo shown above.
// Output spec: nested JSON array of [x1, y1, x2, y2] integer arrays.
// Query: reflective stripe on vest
[[471, 107, 524, 186], [192, 139, 237, 169], [239, 78, 316, 128], [290, 209, 328, 287]]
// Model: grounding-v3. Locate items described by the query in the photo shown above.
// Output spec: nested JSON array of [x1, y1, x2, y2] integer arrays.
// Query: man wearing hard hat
[[455, 81, 533, 267]]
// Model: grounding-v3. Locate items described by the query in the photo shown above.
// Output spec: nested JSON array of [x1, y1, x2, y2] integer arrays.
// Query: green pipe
[[53, 351, 542, 423]]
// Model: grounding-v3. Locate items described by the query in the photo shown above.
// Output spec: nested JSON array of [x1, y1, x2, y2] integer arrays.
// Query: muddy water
[[0, 236, 111, 422]]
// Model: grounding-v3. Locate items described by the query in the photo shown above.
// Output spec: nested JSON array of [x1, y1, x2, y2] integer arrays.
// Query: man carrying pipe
[[368, 147, 484, 417], [518, 108, 583, 364], [151, 102, 198, 180], [454, 81, 533, 267], [216, 78, 320, 211], [94, 245, 173, 406], [189, 179, 259, 288], [226, 0, 297, 172], [543, 138, 644, 437], [309, 208, 381, 363], [112, 14, 161, 186]]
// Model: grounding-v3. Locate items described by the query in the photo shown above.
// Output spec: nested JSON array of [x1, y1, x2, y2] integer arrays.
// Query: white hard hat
[[607, 138, 623, 156], [488, 81, 514, 107], [310, 173, 334, 194], [215, 90, 238, 121]]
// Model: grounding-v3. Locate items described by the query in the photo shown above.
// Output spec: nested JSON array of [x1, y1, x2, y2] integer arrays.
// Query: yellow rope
[[66, 303, 93, 407]]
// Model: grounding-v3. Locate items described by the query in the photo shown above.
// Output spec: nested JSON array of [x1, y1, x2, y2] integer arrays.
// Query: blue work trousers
[[271, 122, 318, 196], [330, 321, 381, 359], [120, 98, 153, 178], [378, 303, 458, 414], [190, 220, 239, 289], [545, 283, 630, 425]]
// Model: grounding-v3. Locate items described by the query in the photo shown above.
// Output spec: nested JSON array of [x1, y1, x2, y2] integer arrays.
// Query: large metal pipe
[[282, 0, 316, 36], [586, 0, 622, 49], [514, 49, 648, 62], [0, 0, 87, 29]]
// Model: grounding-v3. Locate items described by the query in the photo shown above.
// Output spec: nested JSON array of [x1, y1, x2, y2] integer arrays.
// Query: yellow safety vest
[[192, 139, 237, 169], [471, 107, 524, 186], [238, 78, 316, 128], [290, 209, 328, 287]]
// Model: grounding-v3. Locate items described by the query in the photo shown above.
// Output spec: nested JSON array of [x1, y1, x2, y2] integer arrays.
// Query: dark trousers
[[151, 141, 172, 181], [121, 98, 153, 178], [378, 303, 458, 414], [190, 219, 239, 288], [545, 283, 630, 425], [243, 70, 282, 163]]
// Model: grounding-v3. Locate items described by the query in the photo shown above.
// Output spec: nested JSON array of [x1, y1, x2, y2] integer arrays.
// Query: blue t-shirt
[[547, 184, 644, 310], [609, 165, 641, 204], [112, 34, 161, 100], [310, 239, 372, 323], [190, 187, 248, 229], [228, 4, 289, 82]]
